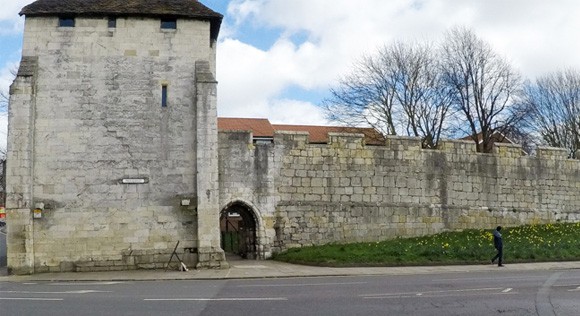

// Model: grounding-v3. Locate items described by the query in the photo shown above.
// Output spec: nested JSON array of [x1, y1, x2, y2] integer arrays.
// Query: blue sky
[[3, 0, 580, 151]]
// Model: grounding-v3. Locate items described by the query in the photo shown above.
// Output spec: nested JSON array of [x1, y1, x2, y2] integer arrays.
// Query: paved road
[[0, 225, 6, 267], [1, 269, 578, 315]]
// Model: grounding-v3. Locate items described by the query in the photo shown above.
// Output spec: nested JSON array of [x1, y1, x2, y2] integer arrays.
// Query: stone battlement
[[224, 129, 571, 161]]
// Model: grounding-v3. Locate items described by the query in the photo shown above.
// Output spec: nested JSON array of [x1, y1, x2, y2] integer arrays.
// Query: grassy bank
[[272, 222, 580, 266]]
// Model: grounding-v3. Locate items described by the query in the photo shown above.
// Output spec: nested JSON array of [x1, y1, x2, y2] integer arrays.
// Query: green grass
[[272, 222, 580, 266]]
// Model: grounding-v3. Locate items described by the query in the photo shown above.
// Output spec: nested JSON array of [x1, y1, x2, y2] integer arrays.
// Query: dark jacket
[[493, 229, 503, 249]]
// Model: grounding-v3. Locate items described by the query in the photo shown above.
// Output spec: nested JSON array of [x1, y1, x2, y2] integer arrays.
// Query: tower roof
[[20, 0, 223, 39]]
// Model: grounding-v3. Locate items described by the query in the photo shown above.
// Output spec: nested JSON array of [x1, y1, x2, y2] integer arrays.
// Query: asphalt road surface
[[1, 269, 579, 315], [0, 226, 6, 268]]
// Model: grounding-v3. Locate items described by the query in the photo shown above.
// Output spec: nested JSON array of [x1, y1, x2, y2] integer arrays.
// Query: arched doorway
[[220, 202, 257, 259]]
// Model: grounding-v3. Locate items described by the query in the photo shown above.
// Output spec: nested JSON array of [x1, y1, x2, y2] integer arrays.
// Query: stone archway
[[220, 202, 258, 259]]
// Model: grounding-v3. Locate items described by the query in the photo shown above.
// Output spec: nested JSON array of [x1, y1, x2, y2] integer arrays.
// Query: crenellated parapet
[[492, 142, 526, 158], [536, 146, 569, 160], [439, 139, 477, 154], [274, 131, 310, 148], [328, 132, 365, 149], [384, 135, 422, 151], [222, 129, 579, 161]]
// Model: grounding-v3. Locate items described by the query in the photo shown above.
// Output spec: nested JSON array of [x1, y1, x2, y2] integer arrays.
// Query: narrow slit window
[[108, 17, 116, 28], [160, 18, 177, 29], [59, 17, 75, 27], [161, 85, 168, 107]]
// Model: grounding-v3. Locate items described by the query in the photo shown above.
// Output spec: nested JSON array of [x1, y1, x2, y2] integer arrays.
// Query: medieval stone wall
[[7, 16, 216, 273], [218, 130, 580, 255], [8, 6, 580, 275]]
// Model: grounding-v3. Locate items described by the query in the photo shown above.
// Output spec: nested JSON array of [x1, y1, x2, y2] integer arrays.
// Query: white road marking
[[502, 288, 513, 293], [237, 281, 367, 288], [364, 292, 517, 299], [0, 290, 110, 294], [362, 287, 504, 298], [50, 282, 125, 286], [568, 286, 580, 292], [433, 276, 547, 282], [0, 298, 63, 301], [551, 284, 580, 288], [144, 297, 287, 301]]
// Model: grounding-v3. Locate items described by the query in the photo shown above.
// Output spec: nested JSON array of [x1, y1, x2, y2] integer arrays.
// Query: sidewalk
[[1, 259, 579, 283]]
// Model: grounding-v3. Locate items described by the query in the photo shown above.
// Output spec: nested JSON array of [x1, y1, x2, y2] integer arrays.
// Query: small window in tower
[[58, 17, 75, 27], [108, 17, 117, 28], [161, 85, 168, 107], [161, 18, 177, 29]]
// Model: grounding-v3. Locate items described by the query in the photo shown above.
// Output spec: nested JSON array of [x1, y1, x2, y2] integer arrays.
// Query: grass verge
[[272, 222, 580, 267]]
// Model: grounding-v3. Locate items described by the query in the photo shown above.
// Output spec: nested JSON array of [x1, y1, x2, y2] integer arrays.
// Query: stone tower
[[6, 0, 227, 274]]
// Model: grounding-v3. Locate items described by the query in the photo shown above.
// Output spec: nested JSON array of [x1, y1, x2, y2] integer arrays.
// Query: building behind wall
[[6, 0, 227, 274]]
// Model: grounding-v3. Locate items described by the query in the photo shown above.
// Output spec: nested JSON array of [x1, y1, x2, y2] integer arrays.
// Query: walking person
[[491, 226, 504, 267]]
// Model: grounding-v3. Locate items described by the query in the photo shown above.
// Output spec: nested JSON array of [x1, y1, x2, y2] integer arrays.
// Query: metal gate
[[220, 204, 257, 259]]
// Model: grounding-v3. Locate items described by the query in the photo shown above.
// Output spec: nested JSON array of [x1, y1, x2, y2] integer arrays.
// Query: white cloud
[[266, 99, 328, 125], [217, 38, 329, 124], [0, 113, 6, 153], [3, 0, 580, 131], [0, 61, 19, 153], [0, 0, 27, 152], [0, 0, 33, 35], [217, 0, 457, 124], [0, 61, 18, 93], [455, 0, 580, 77], [217, 0, 580, 126], [227, 0, 580, 77]]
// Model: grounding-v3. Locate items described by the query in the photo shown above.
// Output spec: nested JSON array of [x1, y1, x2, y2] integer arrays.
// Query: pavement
[[1, 257, 579, 283]]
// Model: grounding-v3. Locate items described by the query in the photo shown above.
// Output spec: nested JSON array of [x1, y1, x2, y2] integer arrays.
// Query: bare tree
[[0, 91, 9, 113], [386, 42, 454, 148], [521, 69, 580, 158], [323, 50, 398, 136], [440, 27, 523, 153], [0, 65, 17, 204], [0, 66, 18, 113], [499, 125, 535, 155], [323, 41, 453, 148]]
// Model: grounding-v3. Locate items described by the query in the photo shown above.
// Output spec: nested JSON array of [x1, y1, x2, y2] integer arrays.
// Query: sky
[[2, 0, 580, 151]]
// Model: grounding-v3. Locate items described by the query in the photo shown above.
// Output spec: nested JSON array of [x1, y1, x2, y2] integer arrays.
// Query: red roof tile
[[217, 118, 275, 138], [218, 117, 385, 145], [272, 124, 384, 145]]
